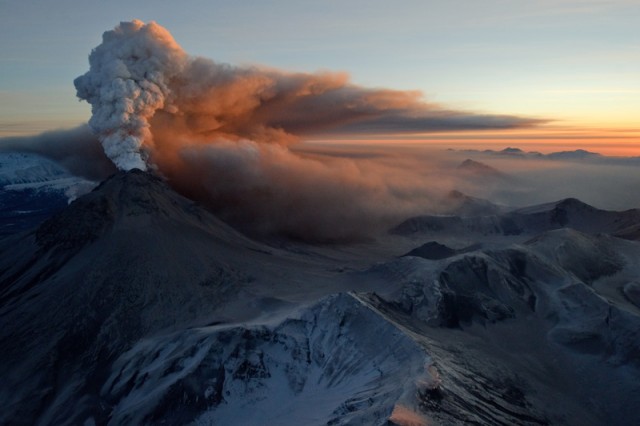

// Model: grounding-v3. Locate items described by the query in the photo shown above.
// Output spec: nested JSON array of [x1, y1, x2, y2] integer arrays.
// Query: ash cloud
[[2, 20, 547, 241], [74, 19, 542, 173], [74, 20, 186, 171]]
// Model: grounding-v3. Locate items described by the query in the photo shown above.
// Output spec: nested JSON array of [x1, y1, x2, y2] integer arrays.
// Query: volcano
[[2, 170, 640, 425], [0, 170, 349, 424]]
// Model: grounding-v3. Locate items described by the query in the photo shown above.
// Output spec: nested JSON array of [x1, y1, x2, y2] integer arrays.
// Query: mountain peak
[[92, 168, 164, 194], [500, 147, 524, 154], [35, 170, 188, 251], [89, 169, 172, 214], [547, 149, 602, 160], [555, 197, 592, 209], [457, 159, 505, 179]]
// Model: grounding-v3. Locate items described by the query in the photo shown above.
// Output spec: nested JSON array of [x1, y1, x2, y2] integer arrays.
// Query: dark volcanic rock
[[0, 169, 272, 425], [402, 241, 481, 260], [392, 197, 640, 238], [403, 241, 457, 260]]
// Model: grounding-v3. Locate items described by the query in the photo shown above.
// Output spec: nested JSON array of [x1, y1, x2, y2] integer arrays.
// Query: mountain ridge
[[392, 197, 640, 238], [2, 168, 640, 425], [0, 170, 296, 424]]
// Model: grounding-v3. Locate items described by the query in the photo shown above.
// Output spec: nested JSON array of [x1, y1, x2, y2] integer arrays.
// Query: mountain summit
[[457, 158, 505, 179], [33, 169, 271, 251]]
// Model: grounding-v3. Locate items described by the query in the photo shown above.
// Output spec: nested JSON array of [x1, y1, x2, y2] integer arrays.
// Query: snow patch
[[103, 293, 432, 425]]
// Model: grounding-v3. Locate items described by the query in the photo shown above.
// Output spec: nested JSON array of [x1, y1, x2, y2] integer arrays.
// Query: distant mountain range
[[392, 197, 640, 238], [449, 147, 640, 165], [449, 147, 604, 160]]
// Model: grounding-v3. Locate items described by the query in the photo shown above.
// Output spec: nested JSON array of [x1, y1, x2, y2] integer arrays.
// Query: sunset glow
[[1, 0, 638, 155], [311, 125, 640, 156]]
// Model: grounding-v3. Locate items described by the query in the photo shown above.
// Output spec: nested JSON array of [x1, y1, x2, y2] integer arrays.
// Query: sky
[[1, 0, 638, 154]]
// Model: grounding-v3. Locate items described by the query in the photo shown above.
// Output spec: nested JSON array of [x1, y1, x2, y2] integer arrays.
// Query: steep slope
[[100, 293, 432, 426], [0, 170, 344, 425]]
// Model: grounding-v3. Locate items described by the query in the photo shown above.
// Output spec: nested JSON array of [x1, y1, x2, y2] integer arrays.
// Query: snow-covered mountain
[[1, 171, 403, 425], [1, 170, 640, 425], [364, 228, 640, 425], [102, 293, 431, 426], [0, 153, 68, 186], [0, 153, 97, 235], [0, 152, 96, 193]]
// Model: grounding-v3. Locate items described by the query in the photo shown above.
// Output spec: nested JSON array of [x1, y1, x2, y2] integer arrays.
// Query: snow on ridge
[[101, 292, 433, 426], [0, 153, 67, 185], [0, 152, 97, 202]]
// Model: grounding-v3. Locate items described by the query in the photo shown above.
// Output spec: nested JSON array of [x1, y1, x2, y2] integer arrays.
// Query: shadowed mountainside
[[2, 170, 640, 425], [392, 197, 640, 238]]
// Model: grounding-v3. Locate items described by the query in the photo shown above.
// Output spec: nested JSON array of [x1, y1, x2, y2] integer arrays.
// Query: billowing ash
[[74, 20, 186, 171], [74, 20, 539, 174], [68, 20, 543, 240]]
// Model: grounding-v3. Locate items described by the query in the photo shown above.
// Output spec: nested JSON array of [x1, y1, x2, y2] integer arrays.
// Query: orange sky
[[2, 2, 638, 158], [312, 125, 640, 157]]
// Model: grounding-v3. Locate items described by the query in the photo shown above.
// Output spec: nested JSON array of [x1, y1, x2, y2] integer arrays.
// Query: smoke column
[[72, 20, 542, 240], [74, 20, 186, 171]]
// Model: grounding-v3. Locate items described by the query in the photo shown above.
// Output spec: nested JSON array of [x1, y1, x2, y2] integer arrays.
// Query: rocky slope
[[1, 170, 640, 425], [362, 228, 640, 425]]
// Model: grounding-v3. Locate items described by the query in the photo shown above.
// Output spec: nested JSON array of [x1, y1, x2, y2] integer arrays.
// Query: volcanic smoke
[[74, 20, 186, 170], [75, 20, 539, 172], [71, 20, 543, 240]]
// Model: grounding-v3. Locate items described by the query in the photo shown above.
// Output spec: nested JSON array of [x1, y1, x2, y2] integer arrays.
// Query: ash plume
[[74, 20, 186, 171], [18, 20, 546, 241], [75, 20, 541, 173]]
